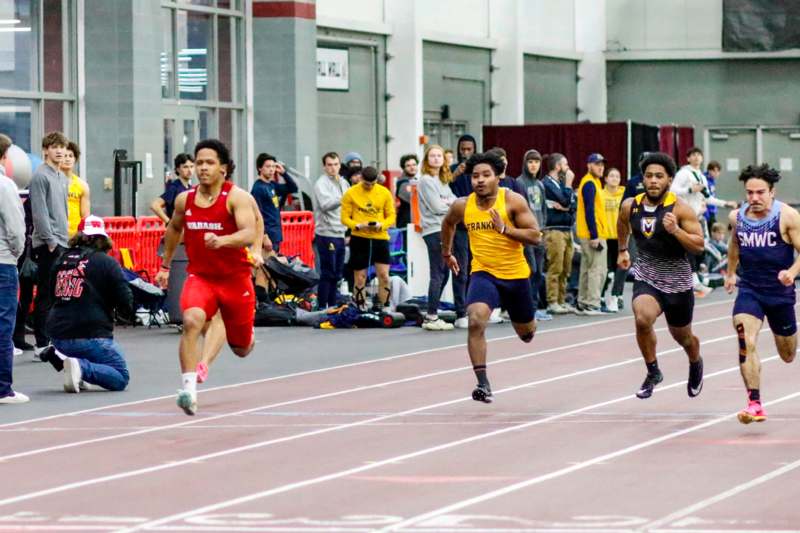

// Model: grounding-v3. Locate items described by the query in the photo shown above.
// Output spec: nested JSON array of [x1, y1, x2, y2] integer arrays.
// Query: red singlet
[[183, 180, 251, 278]]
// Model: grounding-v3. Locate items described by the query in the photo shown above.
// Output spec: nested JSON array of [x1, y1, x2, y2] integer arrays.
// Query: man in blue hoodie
[[542, 153, 576, 314]]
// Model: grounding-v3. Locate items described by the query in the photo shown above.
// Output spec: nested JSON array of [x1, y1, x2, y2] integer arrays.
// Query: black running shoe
[[40, 346, 64, 372], [687, 357, 704, 398], [636, 370, 663, 399], [472, 384, 493, 403]]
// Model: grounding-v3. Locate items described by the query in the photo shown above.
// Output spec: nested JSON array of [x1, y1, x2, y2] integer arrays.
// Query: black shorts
[[348, 235, 390, 270], [466, 271, 534, 324], [733, 287, 797, 336], [633, 280, 694, 328]]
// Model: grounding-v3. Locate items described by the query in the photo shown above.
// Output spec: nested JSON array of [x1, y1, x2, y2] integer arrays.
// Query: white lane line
[[1, 298, 732, 430], [112, 337, 760, 533], [0, 315, 730, 463], [0, 332, 739, 510], [380, 387, 800, 532], [638, 456, 800, 531]]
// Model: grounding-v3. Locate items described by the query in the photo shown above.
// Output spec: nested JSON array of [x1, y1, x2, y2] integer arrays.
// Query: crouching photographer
[[42, 216, 133, 393]]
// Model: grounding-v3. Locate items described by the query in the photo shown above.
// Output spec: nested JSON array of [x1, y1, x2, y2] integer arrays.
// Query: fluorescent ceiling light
[[0, 19, 21, 25], [0, 27, 31, 32]]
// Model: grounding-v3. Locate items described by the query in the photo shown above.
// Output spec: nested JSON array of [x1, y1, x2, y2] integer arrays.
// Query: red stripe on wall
[[253, 1, 316, 19]]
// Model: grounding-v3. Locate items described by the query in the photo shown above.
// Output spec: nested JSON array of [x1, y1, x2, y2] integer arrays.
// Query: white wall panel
[[521, 0, 576, 51], [317, 0, 385, 25], [419, 0, 490, 39]]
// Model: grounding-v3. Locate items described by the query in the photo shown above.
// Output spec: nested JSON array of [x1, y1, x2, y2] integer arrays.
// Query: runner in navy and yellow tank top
[[441, 152, 542, 403], [155, 139, 258, 416], [617, 153, 707, 401], [725, 164, 800, 424]]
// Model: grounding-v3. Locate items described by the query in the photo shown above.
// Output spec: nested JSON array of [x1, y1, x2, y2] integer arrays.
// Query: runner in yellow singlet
[[441, 151, 542, 403], [61, 141, 90, 236]]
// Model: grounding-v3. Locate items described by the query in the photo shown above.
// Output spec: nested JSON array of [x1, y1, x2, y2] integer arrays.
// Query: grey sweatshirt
[[313, 174, 350, 238], [418, 174, 456, 237], [0, 174, 25, 265], [30, 163, 69, 249]]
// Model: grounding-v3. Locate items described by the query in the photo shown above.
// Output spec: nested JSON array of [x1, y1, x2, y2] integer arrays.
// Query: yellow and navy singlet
[[463, 188, 530, 280], [629, 192, 692, 293], [67, 174, 84, 237]]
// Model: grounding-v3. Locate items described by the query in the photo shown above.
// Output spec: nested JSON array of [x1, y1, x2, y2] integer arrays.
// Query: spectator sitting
[[43, 216, 133, 393]]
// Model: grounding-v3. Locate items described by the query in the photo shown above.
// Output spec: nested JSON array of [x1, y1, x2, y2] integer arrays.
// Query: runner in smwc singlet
[[441, 151, 541, 403], [617, 153, 706, 400], [725, 164, 800, 424], [156, 139, 257, 416]]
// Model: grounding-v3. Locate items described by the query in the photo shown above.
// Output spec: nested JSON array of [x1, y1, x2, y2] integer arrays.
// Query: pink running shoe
[[738, 401, 767, 424], [196, 362, 209, 384]]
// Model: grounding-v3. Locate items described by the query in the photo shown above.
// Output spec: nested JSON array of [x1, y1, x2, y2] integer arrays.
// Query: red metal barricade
[[280, 211, 315, 266], [103, 216, 137, 262], [135, 216, 166, 280]]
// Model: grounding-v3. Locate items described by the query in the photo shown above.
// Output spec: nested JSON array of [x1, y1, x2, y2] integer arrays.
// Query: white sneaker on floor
[[499, 310, 511, 321], [0, 391, 29, 404], [63, 357, 82, 393], [547, 303, 568, 314], [13, 347, 22, 357], [422, 317, 454, 331], [454, 317, 469, 329], [177, 390, 198, 416], [694, 284, 713, 297], [489, 308, 504, 323], [605, 295, 619, 313]]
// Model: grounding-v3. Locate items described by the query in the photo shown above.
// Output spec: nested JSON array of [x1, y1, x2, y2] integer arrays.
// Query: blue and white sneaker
[[176, 390, 197, 416], [535, 309, 553, 321]]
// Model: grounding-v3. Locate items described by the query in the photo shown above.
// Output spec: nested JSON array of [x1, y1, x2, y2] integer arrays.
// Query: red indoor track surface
[[2, 298, 799, 533]]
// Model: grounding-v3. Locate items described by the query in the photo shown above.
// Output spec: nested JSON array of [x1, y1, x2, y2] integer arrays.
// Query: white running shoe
[[177, 390, 198, 416], [0, 391, 29, 404], [454, 317, 469, 329], [422, 317, 454, 331], [489, 308, 504, 323], [63, 357, 82, 393], [547, 303, 568, 314], [13, 347, 22, 357], [604, 295, 619, 313]]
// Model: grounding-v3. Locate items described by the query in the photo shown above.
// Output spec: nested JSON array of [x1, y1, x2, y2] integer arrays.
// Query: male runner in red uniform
[[156, 139, 257, 415]]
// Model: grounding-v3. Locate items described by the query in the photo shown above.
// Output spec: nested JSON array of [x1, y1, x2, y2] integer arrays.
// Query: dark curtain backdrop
[[659, 125, 676, 161], [676, 126, 696, 166], [483, 122, 629, 180], [630, 123, 660, 180]]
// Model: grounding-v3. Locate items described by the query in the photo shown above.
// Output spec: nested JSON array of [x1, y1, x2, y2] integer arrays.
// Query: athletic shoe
[[576, 304, 605, 316], [636, 370, 664, 399], [176, 390, 198, 416], [454, 317, 469, 329], [40, 346, 64, 372], [0, 391, 29, 404], [79, 381, 90, 391], [499, 310, 511, 321], [617, 296, 625, 311], [547, 303, 568, 314], [472, 384, 493, 403], [13, 347, 22, 357], [33, 344, 51, 363], [63, 357, 82, 393], [604, 295, 619, 313], [562, 303, 578, 314], [488, 308, 504, 323], [422, 317, 454, 331], [196, 362, 209, 384], [687, 357, 704, 397], [13, 339, 34, 351], [535, 309, 553, 321], [738, 401, 767, 424], [694, 284, 713, 298]]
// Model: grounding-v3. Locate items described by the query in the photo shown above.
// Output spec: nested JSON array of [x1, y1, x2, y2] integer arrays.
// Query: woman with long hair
[[418, 145, 456, 330]]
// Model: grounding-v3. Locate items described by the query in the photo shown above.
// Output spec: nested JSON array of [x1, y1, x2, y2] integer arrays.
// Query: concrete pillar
[[385, 0, 423, 166], [252, 0, 318, 178], [575, 0, 608, 122], [489, 0, 524, 125]]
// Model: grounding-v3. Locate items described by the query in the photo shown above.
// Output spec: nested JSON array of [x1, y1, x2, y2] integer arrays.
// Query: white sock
[[53, 349, 68, 361], [182, 372, 197, 395]]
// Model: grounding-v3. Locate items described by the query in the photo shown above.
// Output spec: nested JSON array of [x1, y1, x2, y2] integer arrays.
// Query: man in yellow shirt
[[441, 152, 541, 403], [575, 153, 609, 315], [340, 166, 396, 311], [61, 142, 90, 237]]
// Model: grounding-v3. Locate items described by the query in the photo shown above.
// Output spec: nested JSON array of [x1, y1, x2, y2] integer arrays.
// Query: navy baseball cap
[[587, 153, 605, 163]]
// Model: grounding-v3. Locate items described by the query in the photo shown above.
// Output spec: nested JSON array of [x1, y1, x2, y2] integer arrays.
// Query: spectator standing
[[601, 167, 626, 312], [314, 152, 349, 309], [43, 216, 133, 393], [418, 145, 456, 331], [61, 141, 90, 237], [447, 133, 478, 329], [623, 152, 649, 201], [251, 153, 297, 254], [575, 153, 610, 315], [486, 147, 527, 197], [542, 153, 576, 314], [704, 160, 723, 226], [29, 131, 69, 356], [340, 166, 396, 311], [13, 189, 34, 352], [516, 149, 551, 320], [0, 133, 28, 404], [395, 154, 418, 233], [150, 153, 194, 224], [444, 149, 455, 169], [341, 152, 363, 184]]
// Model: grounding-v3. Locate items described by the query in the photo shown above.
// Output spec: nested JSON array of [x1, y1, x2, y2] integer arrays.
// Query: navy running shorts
[[633, 280, 694, 328], [733, 287, 797, 336], [466, 271, 534, 324]]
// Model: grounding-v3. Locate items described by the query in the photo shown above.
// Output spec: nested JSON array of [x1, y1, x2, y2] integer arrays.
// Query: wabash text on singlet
[[629, 192, 692, 293], [736, 200, 795, 302], [183, 180, 252, 278]]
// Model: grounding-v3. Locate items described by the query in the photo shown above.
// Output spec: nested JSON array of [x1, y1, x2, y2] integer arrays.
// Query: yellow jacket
[[602, 186, 625, 239], [341, 182, 396, 240], [576, 173, 610, 240]]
